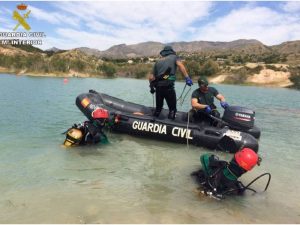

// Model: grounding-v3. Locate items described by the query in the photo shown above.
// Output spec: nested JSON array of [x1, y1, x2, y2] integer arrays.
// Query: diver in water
[[191, 148, 261, 199], [63, 108, 109, 147]]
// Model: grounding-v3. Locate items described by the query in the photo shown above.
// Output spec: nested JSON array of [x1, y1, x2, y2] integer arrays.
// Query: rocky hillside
[[0, 44, 104, 77], [79, 39, 299, 66], [171, 39, 271, 54], [84, 39, 272, 58], [271, 40, 300, 64], [271, 40, 300, 54], [75, 47, 102, 57], [73, 39, 300, 62]]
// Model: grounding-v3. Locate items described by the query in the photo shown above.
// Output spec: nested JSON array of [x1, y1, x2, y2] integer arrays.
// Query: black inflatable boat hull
[[76, 90, 259, 153]]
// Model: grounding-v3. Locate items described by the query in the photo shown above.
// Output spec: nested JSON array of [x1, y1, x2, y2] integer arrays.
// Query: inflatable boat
[[76, 90, 260, 153]]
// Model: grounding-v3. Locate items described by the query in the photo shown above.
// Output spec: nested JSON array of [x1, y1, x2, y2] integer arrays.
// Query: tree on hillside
[[232, 55, 245, 64], [261, 52, 281, 64], [199, 60, 220, 77], [133, 64, 150, 79], [98, 62, 116, 77], [289, 66, 300, 89], [185, 60, 201, 77], [70, 59, 86, 72], [49, 56, 68, 72]]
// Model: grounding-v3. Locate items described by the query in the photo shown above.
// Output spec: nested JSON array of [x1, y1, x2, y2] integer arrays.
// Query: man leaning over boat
[[191, 76, 229, 125]]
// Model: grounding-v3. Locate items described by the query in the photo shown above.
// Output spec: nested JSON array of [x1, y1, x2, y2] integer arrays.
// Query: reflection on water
[[0, 74, 299, 223]]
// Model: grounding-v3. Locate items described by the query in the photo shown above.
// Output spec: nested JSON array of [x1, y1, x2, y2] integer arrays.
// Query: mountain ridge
[[76, 39, 299, 59]]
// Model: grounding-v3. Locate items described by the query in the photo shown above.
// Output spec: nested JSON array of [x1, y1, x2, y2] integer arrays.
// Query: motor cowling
[[222, 106, 255, 130]]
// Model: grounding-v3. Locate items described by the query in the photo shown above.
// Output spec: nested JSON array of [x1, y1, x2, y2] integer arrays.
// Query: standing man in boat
[[149, 45, 193, 120], [191, 76, 229, 123]]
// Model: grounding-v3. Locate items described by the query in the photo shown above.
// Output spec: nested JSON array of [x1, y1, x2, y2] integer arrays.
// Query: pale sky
[[1, 1, 300, 50]]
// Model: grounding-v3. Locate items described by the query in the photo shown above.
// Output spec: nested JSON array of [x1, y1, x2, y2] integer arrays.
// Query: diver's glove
[[150, 86, 156, 94], [220, 101, 229, 109], [205, 106, 212, 114], [185, 76, 193, 86]]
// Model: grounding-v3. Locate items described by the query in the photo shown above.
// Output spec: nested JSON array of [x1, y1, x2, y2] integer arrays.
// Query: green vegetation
[[0, 54, 45, 71], [97, 62, 116, 77], [184, 59, 220, 79], [49, 55, 68, 72], [116, 63, 152, 79], [225, 67, 248, 84], [230, 52, 285, 64], [289, 66, 300, 89], [247, 65, 264, 74], [265, 64, 287, 71], [184, 60, 200, 77], [199, 60, 220, 77], [0, 47, 103, 76]]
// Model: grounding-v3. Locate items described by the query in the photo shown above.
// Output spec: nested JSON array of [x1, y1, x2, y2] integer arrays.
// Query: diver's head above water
[[63, 128, 83, 147]]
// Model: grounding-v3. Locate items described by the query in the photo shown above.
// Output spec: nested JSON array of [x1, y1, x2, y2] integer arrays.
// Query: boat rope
[[152, 94, 155, 110], [179, 86, 192, 107], [177, 84, 187, 102], [186, 110, 190, 149]]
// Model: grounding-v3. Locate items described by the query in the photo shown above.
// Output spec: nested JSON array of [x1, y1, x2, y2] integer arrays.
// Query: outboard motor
[[222, 106, 260, 139], [222, 106, 255, 130]]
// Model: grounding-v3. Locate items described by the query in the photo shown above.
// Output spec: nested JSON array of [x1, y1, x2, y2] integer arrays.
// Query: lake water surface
[[0, 74, 299, 223]]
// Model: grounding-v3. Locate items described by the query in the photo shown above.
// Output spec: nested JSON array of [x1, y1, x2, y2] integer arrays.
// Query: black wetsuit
[[78, 121, 108, 145], [192, 154, 246, 196]]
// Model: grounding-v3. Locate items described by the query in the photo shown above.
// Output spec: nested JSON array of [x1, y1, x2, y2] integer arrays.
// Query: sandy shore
[[209, 63, 293, 87], [0, 67, 105, 78], [246, 69, 292, 87]]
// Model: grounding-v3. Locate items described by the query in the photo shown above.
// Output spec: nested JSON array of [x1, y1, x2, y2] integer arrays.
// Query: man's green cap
[[198, 76, 209, 86]]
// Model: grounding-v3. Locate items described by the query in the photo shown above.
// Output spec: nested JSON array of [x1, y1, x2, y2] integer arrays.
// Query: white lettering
[[138, 122, 143, 130], [172, 127, 178, 136], [10, 39, 42, 45], [131, 121, 167, 135], [0, 32, 27, 37], [180, 128, 186, 138], [235, 113, 251, 119], [224, 130, 242, 141], [153, 124, 159, 133], [131, 121, 192, 139], [132, 121, 138, 129], [142, 122, 148, 131], [1, 40, 9, 45], [161, 125, 167, 134], [171, 127, 193, 140], [187, 130, 193, 139], [28, 32, 45, 37], [148, 123, 153, 132]]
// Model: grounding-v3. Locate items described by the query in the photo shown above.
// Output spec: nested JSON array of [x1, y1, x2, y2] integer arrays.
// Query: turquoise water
[[0, 74, 299, 223]]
